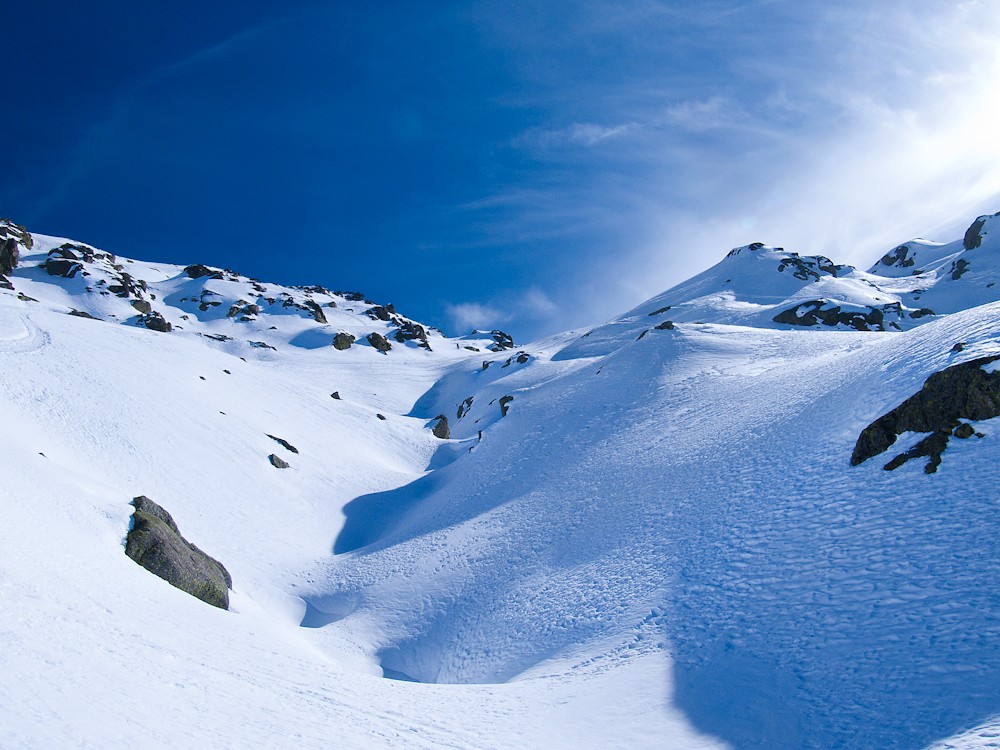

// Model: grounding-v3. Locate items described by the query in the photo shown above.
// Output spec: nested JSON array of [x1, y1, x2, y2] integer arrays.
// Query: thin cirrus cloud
[[474, 0, 1000, 333]]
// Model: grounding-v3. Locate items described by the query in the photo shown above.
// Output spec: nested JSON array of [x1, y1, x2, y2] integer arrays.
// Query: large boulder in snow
[[138, 311, 172, 333], [851, 355, 1000, 472], [430, 415, 450, 439], [367, 332, 392, 353], [333, 332, 356, 350], [125, 496, 232, 610]]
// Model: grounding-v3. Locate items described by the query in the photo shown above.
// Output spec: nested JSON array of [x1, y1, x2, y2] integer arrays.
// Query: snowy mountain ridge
[[2, 212, 1000, 750]]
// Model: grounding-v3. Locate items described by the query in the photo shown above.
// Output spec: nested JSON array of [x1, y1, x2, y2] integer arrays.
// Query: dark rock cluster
[[772, 301, 886, 331], [851, 355, 1000, 473]]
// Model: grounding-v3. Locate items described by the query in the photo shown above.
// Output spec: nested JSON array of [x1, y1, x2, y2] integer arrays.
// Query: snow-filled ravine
[[1, 214, 998, 749]]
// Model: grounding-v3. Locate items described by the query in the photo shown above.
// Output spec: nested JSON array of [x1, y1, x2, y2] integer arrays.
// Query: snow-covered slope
[[2, 214, 999, 749]]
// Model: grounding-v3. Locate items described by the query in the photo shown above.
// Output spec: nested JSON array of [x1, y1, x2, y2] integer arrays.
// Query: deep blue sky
[[5, 1, 1000, 340]]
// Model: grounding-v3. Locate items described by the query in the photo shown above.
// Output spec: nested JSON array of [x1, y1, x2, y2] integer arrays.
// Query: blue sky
[[5, 1, 1000, 340]]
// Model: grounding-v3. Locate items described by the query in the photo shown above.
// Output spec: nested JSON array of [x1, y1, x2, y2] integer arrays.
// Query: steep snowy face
[[555, 212, 1000, 359]]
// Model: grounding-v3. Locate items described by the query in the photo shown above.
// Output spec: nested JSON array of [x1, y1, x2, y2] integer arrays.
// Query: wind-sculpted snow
[[3, 215, 1000, 749]]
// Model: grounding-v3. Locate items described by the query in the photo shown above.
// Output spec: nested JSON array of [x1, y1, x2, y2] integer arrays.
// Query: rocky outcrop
[[304, 300, 327, 324], [487, 330, 515, 352], [138, 311, 172, 333], [500, 395, 514, 417], [44, 247, 85, 278], [655, 320, 676, 330], [125, 496, 231, 610], [430, 415, 450, 439], [333, 332, 356, 350], [773, 301, 886, 331], [394, 321, 430, 349], [877, 244, 916, 269], [266, 434, 299, 454], [457, 396, 474, 420], [367, 304, 395, 321], [851, 356, 1000, 473], [963, 212, 998, 250], [131, 299, 152, 315], [0, 219, 30, 280], [184, 264, 224, 280], [367, 332, 392, 353], [269, 453, 290, 469]]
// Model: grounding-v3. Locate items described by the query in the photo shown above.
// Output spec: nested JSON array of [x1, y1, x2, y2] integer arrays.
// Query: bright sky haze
[[5, 1, 1000, 340]]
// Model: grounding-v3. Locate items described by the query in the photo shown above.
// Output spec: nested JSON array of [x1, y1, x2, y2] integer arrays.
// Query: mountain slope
[[2, 214, 999, 749]]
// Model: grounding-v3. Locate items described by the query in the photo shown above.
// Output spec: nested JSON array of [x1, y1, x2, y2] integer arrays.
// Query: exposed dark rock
[[17, 292, 37, 302], [338, 291, 366, 302], [394, 321, 431, 349], [909, 308, 935, 319], [333, 332, 356, 350], [304, 299, 327, 324], [184, 264, 224, 280], [487, 329, 516, 352], [636, 330, 649, 341], [331, 391, 341, 400], [268, 453, 289, 469], [952, 342, 966, 353], [248, 341, 276, 350], [457, 396, 474, 420], [0, 220, 32, 273], [879, 244, 915, 268], [0, 274, 12, 290], [851, 355, 1000, 472], [949, 259, 970, 280], [500, 395, 514, 417], [199, 332, 233, 342], [430, 415, 451, 439], [227, 301, 260, 318], [376, 413, 387, 421], [68, 309, 98, 319], [482, 361, 492, 371], [44, 255, 84, 278], [131, 299, 152, 315], [963, 215, 992, 250], [648, 306, 672, 316], [0, 239, 20, 276], [367, 305, 393, 321], [266, 434, 299, 454], [772, 301, 885, 331], [138, 312, 172, 333], [954, 423, 975, 439], [367, 332, 392, 353], [125, 495, 231, 610], [655, 320, 676, 330]]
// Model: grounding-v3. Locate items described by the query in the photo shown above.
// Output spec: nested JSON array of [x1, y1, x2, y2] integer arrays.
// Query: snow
[[2, 215, 1000, 748]]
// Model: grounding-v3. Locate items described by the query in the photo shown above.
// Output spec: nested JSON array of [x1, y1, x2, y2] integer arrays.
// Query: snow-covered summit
[[556, 211, 1000, 359]]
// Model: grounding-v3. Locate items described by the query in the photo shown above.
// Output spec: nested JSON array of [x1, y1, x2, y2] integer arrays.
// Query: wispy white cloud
[[514, 121, 639, 149], [445, 302, 509, 332]]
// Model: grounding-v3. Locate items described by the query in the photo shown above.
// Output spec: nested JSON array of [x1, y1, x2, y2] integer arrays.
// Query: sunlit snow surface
[[1, 219, 999, 749]]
